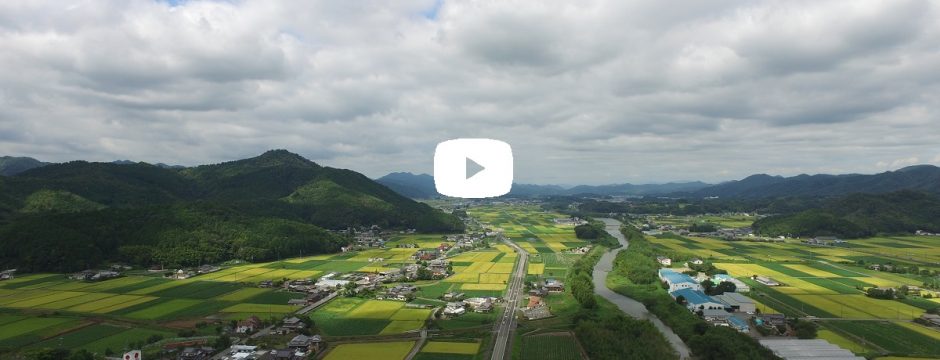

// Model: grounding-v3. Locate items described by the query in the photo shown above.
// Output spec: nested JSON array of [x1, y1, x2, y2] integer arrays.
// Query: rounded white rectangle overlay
[[434, 138, 513, 198]]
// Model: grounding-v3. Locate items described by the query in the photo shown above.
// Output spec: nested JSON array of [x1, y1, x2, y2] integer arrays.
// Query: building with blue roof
[[727, 315, 750, 333], [658, 268, 702, 292], [669, 288, 726, 312]]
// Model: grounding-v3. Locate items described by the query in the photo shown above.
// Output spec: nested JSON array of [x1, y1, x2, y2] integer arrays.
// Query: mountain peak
[[250, 149, 317, 167], [897, 164, 940, 173]]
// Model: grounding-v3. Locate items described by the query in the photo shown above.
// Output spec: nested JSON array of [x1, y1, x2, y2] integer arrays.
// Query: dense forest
[[753, 191, 940, 238], [0, 150, 463, 271]]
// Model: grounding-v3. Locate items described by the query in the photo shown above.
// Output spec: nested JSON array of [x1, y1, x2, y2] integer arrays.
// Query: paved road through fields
[[490, 234, 528, 360], [594, 218, 691, 359]]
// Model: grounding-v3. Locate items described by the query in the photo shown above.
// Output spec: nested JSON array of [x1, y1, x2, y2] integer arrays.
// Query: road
[[490, 234, 528, 360], [404, 330, 428, 360], [593, 218, 692, 360]]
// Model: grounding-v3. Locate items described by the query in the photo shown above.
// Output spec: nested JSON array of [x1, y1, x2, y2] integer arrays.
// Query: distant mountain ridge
[[688, 165, 940, 198], [374, 172, 711, 198], [0, 156, 49, 176], [376, 172, 438, 199], [0, 150, 463, 272]]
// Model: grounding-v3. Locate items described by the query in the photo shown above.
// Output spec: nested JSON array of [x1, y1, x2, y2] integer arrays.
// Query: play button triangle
[[466, 157, 485, 180]]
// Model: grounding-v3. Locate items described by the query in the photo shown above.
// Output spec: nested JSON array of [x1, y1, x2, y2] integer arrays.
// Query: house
[[306, 290, 330, 304], [179, 347, 214, 360], [753, 276, 780, 286], [444, 302, 466, 316], [712, 274, 750, 292], [715, 292, 756, 314], [544, 279, 565, 292], [669, 288, 726, 312], [268, 349, 306, 360], [0, 269, 15, 281], [287, 299, 307, 306], [236, 316, 261, 334], [657, 256, 672, 266], [659, 269, 702, 292], [529, 287, 549, 297], [475, 301, 493, 313], [281, 317, 306, 330], [464, 297, 494, 312], [919, 314, 940, 327], [527, 296, 543, 309], [287, 334, 321, 353], [259, 280, 274, 288], [383, 284, 417, 301], [689, 258, 704, 265]]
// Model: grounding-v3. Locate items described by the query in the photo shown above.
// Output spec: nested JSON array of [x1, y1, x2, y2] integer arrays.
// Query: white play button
[[434, 139, 513, 198], [466, 157, 485, 180]]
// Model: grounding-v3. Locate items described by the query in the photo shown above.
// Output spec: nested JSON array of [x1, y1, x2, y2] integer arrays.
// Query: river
[[593, 218, 691, 359]]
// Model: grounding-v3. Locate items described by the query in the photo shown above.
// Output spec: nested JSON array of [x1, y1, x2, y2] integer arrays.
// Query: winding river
[[593, 218, 692, 359]]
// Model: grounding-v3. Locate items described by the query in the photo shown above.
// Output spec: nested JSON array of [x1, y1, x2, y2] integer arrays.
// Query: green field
[[520, 334, 582, 360], [324, 341, 416, 360]]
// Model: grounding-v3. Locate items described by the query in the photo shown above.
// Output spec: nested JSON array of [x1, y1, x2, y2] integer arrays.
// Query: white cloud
[[0, 0, 939, 184]]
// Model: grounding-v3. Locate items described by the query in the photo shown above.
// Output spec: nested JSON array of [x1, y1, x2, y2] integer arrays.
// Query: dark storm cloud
[[0, 0, 939, 184]]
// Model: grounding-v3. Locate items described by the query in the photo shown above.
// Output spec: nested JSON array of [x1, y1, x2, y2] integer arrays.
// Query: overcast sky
[[1, 0, 939, 185]]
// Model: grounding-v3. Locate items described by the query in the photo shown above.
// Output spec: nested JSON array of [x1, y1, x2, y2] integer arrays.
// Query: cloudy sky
[[1, 0, 939, 185]]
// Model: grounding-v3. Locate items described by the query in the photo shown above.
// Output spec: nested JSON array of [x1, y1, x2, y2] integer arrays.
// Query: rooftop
[[659, 269, 697, 285], [714, 292, 754, 307], [670, 288, 721, 306], [758, 339, 864, 360]]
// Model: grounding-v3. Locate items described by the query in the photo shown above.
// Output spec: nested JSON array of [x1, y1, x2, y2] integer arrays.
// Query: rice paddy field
[[307, 297, 432, 336], [414, 340, 482, 360], [641, 224, 940, 358], [468, 204, 588, 281], [0, 203, 586, 358], [323, 340, 416, 360]]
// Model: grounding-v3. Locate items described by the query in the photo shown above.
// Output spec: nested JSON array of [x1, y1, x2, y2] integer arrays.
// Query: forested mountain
[[0, 150, 463, 272], [753, 191, 940, 238], [0, 156, 49, 176], [689, 165, 940, 198]]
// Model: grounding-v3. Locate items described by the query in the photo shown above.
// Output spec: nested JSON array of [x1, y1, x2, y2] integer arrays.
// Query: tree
[[701, 279, 715, 294], [213, 334, 232, 349], [793, 320, 817, 339], [711, 281, 736, 295]]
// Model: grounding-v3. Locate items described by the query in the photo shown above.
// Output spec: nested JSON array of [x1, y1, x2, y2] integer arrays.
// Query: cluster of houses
[[520, 279, 565, 320], [211, 335, 323, 360], [377, 284, 418, 301], [447, 233, 487, 249], [69, 269, 121, 281], [552, 217, 587, 226], [803, 236, 846, 246], [443, 296, 495, 316], [658, 269, 756, 333], [915, 230, 940, 236]]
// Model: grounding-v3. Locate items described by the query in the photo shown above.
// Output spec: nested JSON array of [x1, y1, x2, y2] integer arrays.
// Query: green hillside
[[0, 150, 463, 272], [753, 191, 940, 238]]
